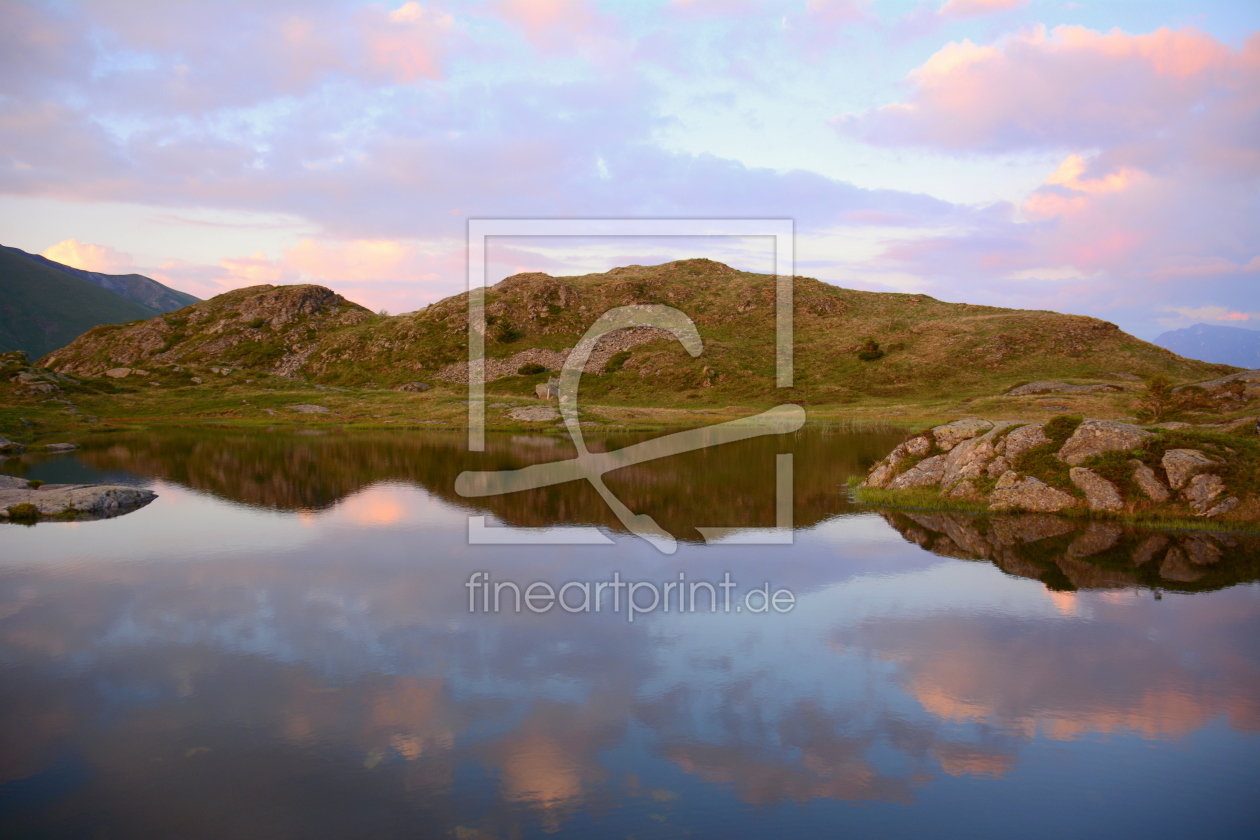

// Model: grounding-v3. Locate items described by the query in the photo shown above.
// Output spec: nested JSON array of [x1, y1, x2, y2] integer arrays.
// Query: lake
[[1, 428, 1258, 839]]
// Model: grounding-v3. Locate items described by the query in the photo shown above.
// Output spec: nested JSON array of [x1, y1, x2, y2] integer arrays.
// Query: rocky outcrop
[[1056, 419, 1152, 465], [990, 472, 1077, 512], [1004, 381, 1122, 397], [860, 416, 1253, 522], [1, 475, 157, 521], [0, 436, 24, 454]]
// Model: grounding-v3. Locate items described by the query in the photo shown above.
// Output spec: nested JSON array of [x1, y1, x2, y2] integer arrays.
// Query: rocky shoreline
[[859, 415, 1258, 525], [0, 474, 157, 522]]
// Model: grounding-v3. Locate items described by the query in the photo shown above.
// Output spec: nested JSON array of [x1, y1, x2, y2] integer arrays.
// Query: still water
[[1, 428, 1258, 839]]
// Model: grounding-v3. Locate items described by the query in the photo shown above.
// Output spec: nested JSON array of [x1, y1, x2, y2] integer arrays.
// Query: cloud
[[41, 239, 136, 274], [835, 25, 1243, 152], [937, 0, 1026, 20]]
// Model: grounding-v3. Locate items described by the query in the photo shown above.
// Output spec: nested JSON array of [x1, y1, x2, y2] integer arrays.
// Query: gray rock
[[1000, 424, 1050, 460], [1005, 381, 1120, 397], [887, 454, 948, 489], [0, 475, 30, 489], [862, 434, 934, 488], [1, 483, 157, 520], [1129, 459, 1170, 502], [1182, 473, 1225, 514], [986, 456, 1011, 478], [1069, 467, 1125, 512], [190, 376, 203, 384], [1161, 448, 1217, 490], [288, 404, 330, 414], [864, 460, 899, 489], [43, 442, 78, 452], [989, 472, 1077, 513], [903, 435, 933, 458], [1057, 419, 1152, 465], [103, 368, 132, 378], [941, 436, 995, 487], [0, 436, 25, 454], [395, 382, 432, 393], [944, 479, 979, 499], [932, 418, 994, 451], [1201, 496, 1240, 518]]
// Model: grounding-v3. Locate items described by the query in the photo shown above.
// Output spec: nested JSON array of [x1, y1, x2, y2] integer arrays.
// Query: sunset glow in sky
[[2, 0, 1257, 337]]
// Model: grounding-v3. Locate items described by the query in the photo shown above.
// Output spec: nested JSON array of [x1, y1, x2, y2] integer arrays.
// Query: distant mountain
[[1155, 323, 1260, 369], [0, 245, 196, 359], [2, 245, 198, 313]]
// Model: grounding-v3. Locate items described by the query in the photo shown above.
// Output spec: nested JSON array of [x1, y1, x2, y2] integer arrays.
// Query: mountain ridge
[[1155, 323, 1260, 369], [39, 258, 1237, 407]]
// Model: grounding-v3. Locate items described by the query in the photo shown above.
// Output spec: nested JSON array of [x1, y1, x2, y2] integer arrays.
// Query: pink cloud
[[489, 0, 620, 56], [1219, 312, 1251, 321], [41, 239, 136, 274], [836, 25, 1241, 151]]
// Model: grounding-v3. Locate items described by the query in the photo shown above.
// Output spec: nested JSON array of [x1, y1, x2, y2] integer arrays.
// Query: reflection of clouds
[[839, 609, 1260, 742]]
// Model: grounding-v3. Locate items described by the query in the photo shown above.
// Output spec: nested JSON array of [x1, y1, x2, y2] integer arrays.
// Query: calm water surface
[[1, 428, 1258, 839]]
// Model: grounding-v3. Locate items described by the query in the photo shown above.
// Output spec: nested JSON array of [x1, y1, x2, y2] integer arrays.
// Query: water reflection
[[1, 430, 1258, 838]]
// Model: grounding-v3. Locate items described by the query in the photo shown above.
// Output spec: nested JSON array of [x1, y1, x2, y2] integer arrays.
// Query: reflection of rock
[[1057, 419, 1152, 466], [880, 509, 1259, 592]]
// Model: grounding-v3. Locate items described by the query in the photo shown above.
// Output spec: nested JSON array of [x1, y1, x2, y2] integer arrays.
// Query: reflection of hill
[[78, 428, 903, 539], [880, 509, 1260, 593]]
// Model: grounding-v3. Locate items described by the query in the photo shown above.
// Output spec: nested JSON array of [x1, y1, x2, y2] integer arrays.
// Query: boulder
[[944, 479, 979, 499], [104, 368, 132, 378], [0, 436, 24, 454], [989, 472, 1077, 513], [1069, 467, 1125, 512], [1005, 381, 1120, 397], [887, 454, 948, 489], [902, 435, 933, 458], [1129, 459, 1170, 502], [941, 436, 995, 487], [395, 382, 432, 393], [1161, 449, 1217, 490], [931, 418, 994, 451], [288, 404, 330, 414], [1056, 419, 1152, 465], [1182, 473, 1225, 514], [999, 424, 1049, 460], [1201, 497, 1240, 518], [986, 456, 1011, 478], [864, 460, 899, 489], [509, 405, 560, 422], [1, 483, 157, 520]]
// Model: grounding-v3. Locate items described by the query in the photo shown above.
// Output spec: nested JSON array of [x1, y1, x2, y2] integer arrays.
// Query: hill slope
[[40, 259, 1236, 407], [0, 247, 166, 359], [1155, 323, 1260, 369], [2, 245, 199, 313]]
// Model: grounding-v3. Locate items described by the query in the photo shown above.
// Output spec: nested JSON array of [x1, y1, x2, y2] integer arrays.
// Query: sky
[[1, 0, 1257, 339]]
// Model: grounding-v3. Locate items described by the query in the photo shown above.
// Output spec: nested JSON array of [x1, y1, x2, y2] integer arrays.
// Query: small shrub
[[605, 351, 631, 372], [6, 502, 39, 523], [517, 362, 547, 376], [1134, 374, 1174, 422], [1043, 414, 1083, 446], [856, 337, 885, 362], [246, 318, 268, 329], [26, 479, 44, 489], [495, 321, 522, 344]]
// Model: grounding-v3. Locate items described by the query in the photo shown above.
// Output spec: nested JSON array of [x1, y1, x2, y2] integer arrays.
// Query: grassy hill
[[39, 258, 1235, 408], [0, 244, 201, 359], [0, 247, 167, 359]]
